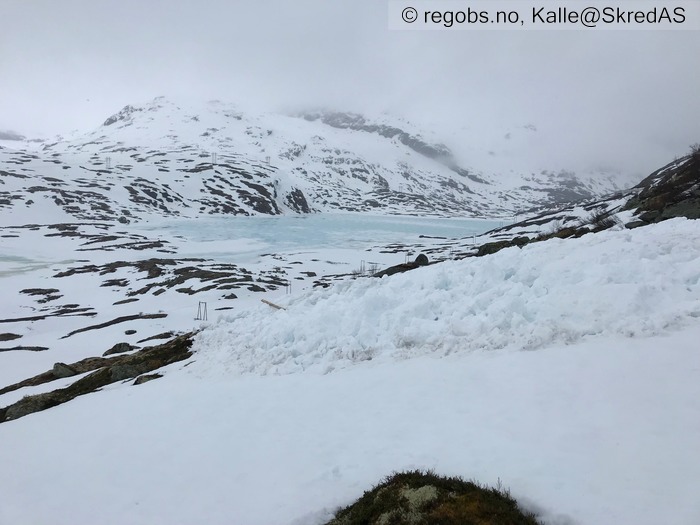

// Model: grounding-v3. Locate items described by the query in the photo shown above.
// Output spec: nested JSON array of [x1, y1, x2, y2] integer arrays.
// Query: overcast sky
[[2, 0, 699, 176]]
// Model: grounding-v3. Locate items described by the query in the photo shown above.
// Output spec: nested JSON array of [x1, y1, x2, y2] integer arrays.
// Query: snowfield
[[191, 218, 700, 376], [1, 218, 699, 525]]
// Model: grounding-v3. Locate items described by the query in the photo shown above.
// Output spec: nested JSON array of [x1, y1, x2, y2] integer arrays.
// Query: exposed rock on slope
[[623, 149, 700, 226], [0, 333, 194, 423], [0, 98, 633, 223]]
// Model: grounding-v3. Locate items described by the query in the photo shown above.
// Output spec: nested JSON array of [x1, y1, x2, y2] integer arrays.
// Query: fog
[[2, 0, 699, 177]]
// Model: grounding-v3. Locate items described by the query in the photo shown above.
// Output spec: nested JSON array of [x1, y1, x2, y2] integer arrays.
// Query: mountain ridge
[[0, 97, 637, 224]]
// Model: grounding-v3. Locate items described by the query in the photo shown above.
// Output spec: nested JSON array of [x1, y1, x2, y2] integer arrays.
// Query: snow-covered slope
[[191, 218, 700, 376], [1, 218, 699, 525], [0, 97, 634, 223]]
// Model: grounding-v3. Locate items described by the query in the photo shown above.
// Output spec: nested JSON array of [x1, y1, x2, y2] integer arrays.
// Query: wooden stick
[[261, 299, 286, 311]]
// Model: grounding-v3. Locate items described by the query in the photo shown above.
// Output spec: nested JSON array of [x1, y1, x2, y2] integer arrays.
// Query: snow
[[0, 96, 637, 224], [191, 219, 700, 376], [1, 218, 699, 525], [0, 214, 498, 390], [1, 328, 699, 525]]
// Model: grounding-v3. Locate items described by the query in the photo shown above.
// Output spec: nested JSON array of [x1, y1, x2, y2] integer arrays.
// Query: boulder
[[52, 362, 78, 379], [374, 254, 430, 278], [103, 342, 134, 357], [414, 253, 429, 266], [133, 373, 163, 386], [476, 240, 512, 257]]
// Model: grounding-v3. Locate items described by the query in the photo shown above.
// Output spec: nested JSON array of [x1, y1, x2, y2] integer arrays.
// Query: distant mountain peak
[[103, 104, 142, 127]]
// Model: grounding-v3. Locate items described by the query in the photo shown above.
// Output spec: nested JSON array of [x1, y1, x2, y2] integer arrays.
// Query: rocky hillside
[[447, 147, 700, 259], [623, 148, 700, 225], [0, 97, 635, 224]]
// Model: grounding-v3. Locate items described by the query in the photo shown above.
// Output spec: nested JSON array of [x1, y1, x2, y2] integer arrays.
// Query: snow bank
[[192, 219, 700, 376]]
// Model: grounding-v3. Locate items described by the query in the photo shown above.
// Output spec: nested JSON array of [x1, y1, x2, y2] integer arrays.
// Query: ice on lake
[[131, 214, 502, 261]]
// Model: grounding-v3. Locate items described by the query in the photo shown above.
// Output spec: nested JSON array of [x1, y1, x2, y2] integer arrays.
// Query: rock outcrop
[[624, 149, 700, 226], [103, 342, 135, 356], [374, 254, 430, 278], [0, 333, 194, 423]]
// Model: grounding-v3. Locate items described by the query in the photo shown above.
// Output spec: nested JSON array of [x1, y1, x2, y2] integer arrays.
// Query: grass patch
[[327, 470, 541, 525], [585, 209, 621, 231]]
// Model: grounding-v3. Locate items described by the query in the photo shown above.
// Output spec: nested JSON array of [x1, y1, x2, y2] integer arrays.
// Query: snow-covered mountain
[[1, 131, 699, 525], [0, 97, 635, 223]]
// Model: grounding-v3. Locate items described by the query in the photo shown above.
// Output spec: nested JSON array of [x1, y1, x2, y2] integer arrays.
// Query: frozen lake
[[0, 214, 502, 277], [132, 214, 502, 255]]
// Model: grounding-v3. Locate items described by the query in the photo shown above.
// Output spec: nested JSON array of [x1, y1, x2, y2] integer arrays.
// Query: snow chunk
[[191, 218, 700, 377]]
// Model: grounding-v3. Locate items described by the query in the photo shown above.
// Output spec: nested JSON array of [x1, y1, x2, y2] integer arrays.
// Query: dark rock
[[5, 368, 112, 421], [372, 253, 431, 277], [110, 364, 144, 381], [476, 240, 513, 257], [133, 373, 163, 385], [113, 298, 139, 305], [19, 288, 62, 303], [103, 104, 141, 126], [0, 333, 21, 342], [102, 278, 129, 288], [285, 188, 311, 213], [624, 151, 700, 223], [414, 253, 429, 266], [374, 263, 418, 278], [52, 362, 78, 378], [0, 333, 195, 423], [124, 329, 137, 335], [551, 227, 578, 239], [136, 331, 174, 344], [660, 198, 700, 220], [103, 342, 134, 357], [637, 210, 660, 222], [117, 216, 129, 224], [0, 346, 49, 352]]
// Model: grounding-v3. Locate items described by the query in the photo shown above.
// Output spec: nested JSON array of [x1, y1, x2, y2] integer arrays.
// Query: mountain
[[0, 97, 635, 224]]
